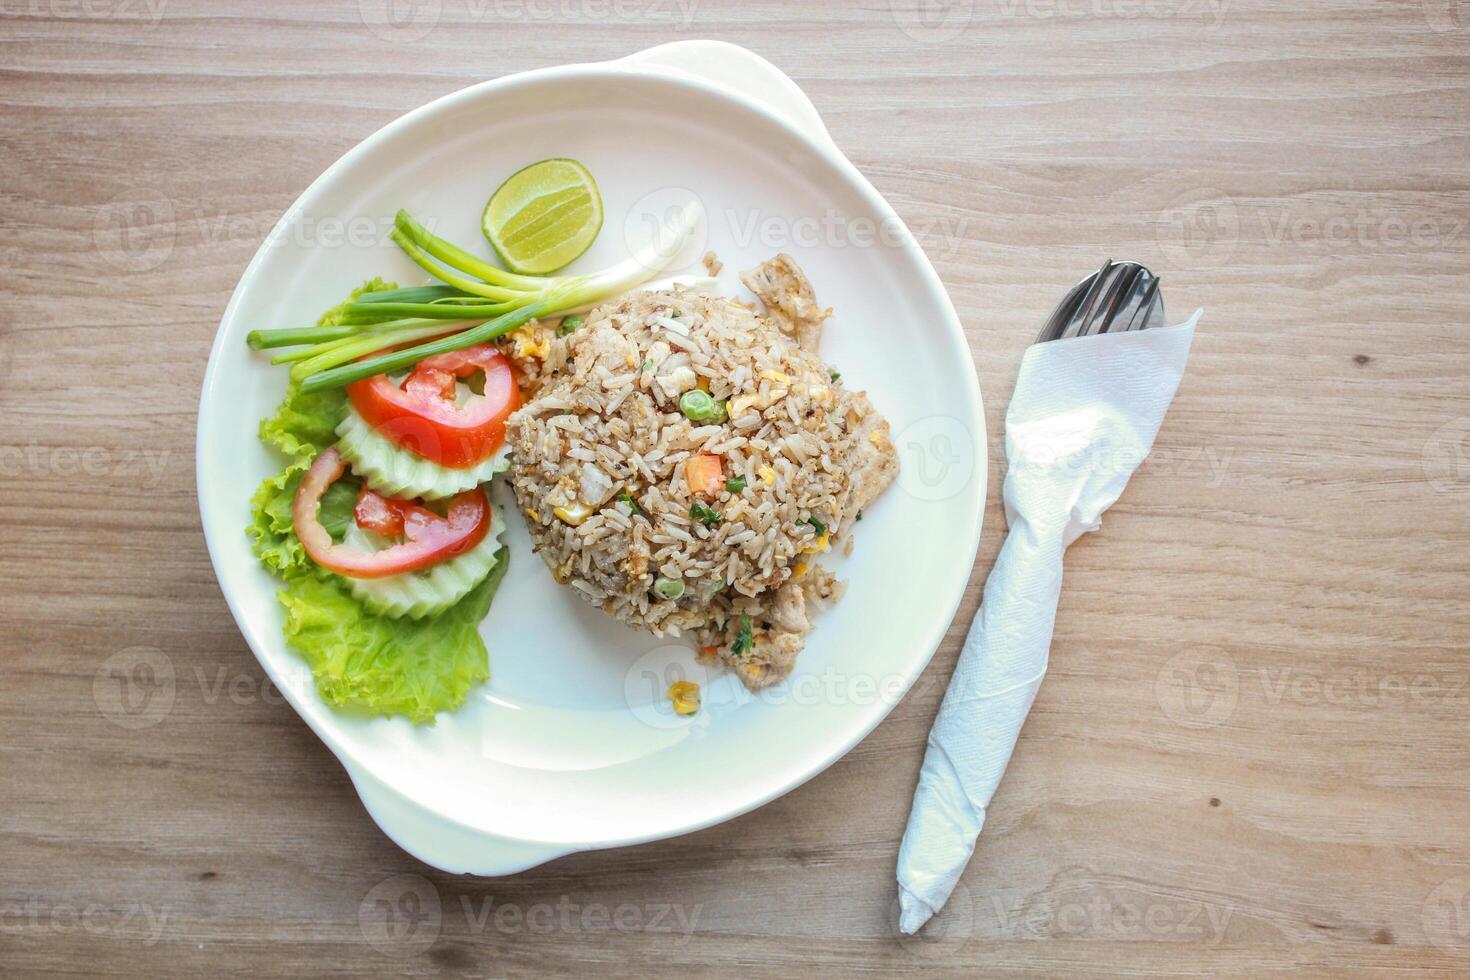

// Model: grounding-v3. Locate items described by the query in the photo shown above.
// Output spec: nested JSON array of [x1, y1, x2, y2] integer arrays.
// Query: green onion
[[247, 324, 358, 350], [829, 368, 841, 382], [725, 476, 747, 494], [690, 501, 722, 528], [616, 490, 642, 515], [652, 576, 685, 600], [353, 284, 476, 305], [290, 321, 472, 383], [558, 315, 584, 337], [389, 228, 527, 302], [342, 299, 519, 321], [679, 389, 721, 422], [393, 210, 550, 292], [292, 200, 702, 392], [255, 317, 446, 360], [800, 514, 827, 536], [298, 299, 559, 393], [731, 614, 753, 656]]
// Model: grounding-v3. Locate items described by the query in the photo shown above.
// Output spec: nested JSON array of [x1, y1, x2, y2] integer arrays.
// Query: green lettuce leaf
[[277, 548, 508, 723], [246, 461, 359, 578], [247, 460, 311, 576], [259, 383, 347, 462], [246, 277, 512, 725]]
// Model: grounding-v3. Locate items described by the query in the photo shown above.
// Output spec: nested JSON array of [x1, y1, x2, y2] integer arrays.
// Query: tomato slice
[[292, 448, 490, 579], [347, 343, 521, 470], [354, 487, 407, 537]]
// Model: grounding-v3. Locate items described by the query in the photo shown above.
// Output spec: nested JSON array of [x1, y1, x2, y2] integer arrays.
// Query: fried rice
[[501, 254, 898, 689]]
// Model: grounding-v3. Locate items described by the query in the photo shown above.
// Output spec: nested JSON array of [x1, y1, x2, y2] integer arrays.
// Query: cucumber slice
[[341, 506, 507, 620], [336, 405, 510, 501]]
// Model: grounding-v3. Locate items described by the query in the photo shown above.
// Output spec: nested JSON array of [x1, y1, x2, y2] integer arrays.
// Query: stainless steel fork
[[1036, 259, 1166, 343]]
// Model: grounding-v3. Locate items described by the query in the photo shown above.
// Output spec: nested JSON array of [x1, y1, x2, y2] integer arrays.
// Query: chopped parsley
[[690, 501, 722, 527], [731, 614, 754, 657], [800, 514, 827, 536], [616, 490, 643, 516], [725, 475, 747, 494]]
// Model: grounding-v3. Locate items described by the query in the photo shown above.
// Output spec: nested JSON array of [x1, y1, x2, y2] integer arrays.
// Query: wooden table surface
[[3, 1, 1468, 976]]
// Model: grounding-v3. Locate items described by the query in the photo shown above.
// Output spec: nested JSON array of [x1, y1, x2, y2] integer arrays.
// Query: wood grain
[[2, 0, 1468, 975]]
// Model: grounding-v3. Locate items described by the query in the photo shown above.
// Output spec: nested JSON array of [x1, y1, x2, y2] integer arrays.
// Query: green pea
[[558, 315, 584, 337], [653, 576, 685, 600], [679, 389, 721, 422]]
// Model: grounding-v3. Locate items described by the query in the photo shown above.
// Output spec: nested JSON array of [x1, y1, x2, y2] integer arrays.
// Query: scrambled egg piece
[[507, 321, 554, 360]]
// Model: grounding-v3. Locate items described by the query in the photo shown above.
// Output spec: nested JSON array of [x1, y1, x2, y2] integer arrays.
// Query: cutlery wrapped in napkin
[[895, 289, 1201, 935]]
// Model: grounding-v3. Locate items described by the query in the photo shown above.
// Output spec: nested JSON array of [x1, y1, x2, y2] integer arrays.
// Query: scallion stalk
[[288, 321, 477, 382], [247, 324, 358, 350], [254, 317, 441, 357], [287, 197, 703, 392], [354, 284, 475, 304], [299, 299, 560, 393], [394, 210, 549, 291], [389, 228, 527, 302], [342, 300, 519, 320]]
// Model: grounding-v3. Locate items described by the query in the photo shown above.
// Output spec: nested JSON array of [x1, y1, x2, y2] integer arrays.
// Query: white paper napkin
[[896, 312, 1201, 934]]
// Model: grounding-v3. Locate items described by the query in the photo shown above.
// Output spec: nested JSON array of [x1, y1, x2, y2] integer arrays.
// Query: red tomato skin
[[292, 448, 490, 579], [347, 344, 521, 469]]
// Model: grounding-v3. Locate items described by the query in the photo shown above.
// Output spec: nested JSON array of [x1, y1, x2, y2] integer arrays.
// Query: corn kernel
[[668, 680, 701, 716], [553, 501, 593, 525], [758, 465, 776, 486]]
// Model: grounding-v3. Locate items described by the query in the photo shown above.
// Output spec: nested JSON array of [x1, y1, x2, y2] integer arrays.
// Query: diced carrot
[[685, 453, 723, 498]]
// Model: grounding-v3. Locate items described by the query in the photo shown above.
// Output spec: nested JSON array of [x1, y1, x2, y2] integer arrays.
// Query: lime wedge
[[482, 158, 603, 275]]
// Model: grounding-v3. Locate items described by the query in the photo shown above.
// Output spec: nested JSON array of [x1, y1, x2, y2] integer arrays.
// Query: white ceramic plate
[[198, 41, 985, 874]]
